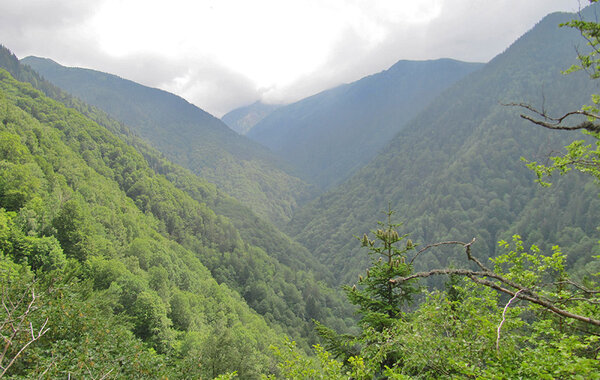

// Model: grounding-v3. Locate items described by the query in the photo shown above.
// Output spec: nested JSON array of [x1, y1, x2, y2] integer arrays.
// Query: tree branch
[[497, 290, 522, 354], [391, 239, 600, 327], [520, 114, 599, 132], [0, 286, 49, 378], [502, 102, 600, 132], [409, 239, 475, 265]]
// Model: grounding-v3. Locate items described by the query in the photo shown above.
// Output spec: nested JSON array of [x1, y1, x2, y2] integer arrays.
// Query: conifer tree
[[347, 208, 417, 332], [316, 207, 417, 371]]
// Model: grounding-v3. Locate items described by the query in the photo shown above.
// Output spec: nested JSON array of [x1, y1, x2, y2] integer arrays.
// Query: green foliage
[[0, 254, 172, 379], [289, 6, 600, 286], [265, 338, 358, 380], [494, 235, 566, 287], [21, 56, 315, 226], [561, 0, 600, 78], [346, 209, 417, 332], [1, 47, 355, 350], [523, 130, 600, 187], [314, 210, 419, 376], [272, 233, 600, 379], [0, 64, 297, 377]]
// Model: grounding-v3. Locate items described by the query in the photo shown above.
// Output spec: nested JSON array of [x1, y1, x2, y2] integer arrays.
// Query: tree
[[52, 198, 91, 262], [316, 207, 418, 374], [346, 208, 417, 332]]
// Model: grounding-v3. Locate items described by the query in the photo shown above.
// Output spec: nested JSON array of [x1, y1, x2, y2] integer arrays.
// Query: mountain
[[19, 57, 314, 225], [247, 59, 484, 189], [0, 46, 357, 373], [288, 9, 600, 285], [0, 64, 286, 378], [222, 100, 281, 135]]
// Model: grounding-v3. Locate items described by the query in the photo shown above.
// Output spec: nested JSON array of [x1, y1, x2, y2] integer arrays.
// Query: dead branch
[[390, 240, 600, 327], [558, 279, 600, 294], [409, 239, 475, 265], [503, 102, 600, 132], [0, 286, 49, 378], [520, 114, 599, 132], [497, 290, 523, 354]]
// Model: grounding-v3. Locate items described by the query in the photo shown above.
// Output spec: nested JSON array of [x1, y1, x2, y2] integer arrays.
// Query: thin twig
[[409, 240, 472, 265], [0, 286, 49, 379], [98, 368, 114, 380], [497, 290, 523, 354]]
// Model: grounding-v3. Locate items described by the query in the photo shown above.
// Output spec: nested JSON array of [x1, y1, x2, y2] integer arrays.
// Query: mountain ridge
[[287, 9, 600, 284], [20, 56, 315, 225], [247, 58, 484, 189], [1, 46, 355, 355]]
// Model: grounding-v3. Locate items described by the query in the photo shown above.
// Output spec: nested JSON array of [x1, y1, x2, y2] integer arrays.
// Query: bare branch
[[0, 285, 49, 378], [464, 238, 487, 271], [559, 297, 600, 305], [558, 279, 600, 294], [409, 240, 474, 265], [392, 266, 600, 327], [0, 318, 49, 378], [520, 114, 599, 132], [98, 368, 114, 380], [469, 276, 600, 327], [391, 237, 600, 328], [497, 290, 523, 354], [502, 102, 600, 132]]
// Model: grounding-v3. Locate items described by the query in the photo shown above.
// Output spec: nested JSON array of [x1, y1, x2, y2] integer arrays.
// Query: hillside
[[222, 100, 281, 135], [0, 66, 283, 378], [288, 9, 600, 285], [0, 49, 360, 378], [20, 57, 314, 225], [247, 58, 483, 189]]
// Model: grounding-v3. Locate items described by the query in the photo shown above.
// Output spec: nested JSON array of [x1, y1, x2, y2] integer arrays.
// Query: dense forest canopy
[[0, 51, 358, 378], [21, 56, 316, 226], [270, 2, 600, 378]]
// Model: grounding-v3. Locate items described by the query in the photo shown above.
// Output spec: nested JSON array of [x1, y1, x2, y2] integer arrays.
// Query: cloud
[[261, 0, 583, 106], [0, 0, 100, 58], [158, 56, 259, 117], [0, 0, 584, 116]]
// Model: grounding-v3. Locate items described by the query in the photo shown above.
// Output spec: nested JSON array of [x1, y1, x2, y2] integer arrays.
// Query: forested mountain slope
[[222, 100, 281, 135], [20, 56, 314, 225], [289, 9, 600, 285], [0, 50, 358, 378], [0, 66, 283, 378], [247, 59, 483, 189]]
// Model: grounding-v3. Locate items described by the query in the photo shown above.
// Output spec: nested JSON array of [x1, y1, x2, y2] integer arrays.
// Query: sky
[[0, 0, 585, 117]]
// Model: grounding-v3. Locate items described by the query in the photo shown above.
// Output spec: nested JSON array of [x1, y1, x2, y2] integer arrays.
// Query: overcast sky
[[1, 0, 584, 116]]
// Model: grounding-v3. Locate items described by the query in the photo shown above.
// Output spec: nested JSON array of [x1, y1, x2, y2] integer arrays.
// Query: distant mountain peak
[[221, 100, 282, 135], [246, 58, 483, 189]]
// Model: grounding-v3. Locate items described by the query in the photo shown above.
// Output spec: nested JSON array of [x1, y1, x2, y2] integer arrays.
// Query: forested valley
[[2, 2, 600, 379]]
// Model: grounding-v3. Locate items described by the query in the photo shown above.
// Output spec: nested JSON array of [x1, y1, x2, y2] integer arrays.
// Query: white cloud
[[0, 0, 583, 116]]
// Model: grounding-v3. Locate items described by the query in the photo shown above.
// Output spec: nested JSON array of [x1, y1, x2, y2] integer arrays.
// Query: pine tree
[[316, 207, 418, 371], [346, 208, 417, 332]]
